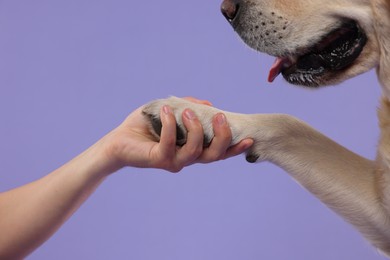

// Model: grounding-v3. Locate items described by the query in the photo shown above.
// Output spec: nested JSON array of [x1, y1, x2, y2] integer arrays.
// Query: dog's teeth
[[300, 74, 305, 82]]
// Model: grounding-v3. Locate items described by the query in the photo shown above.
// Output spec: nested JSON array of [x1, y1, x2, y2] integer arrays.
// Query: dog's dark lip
[[277, 20, 367, 87]]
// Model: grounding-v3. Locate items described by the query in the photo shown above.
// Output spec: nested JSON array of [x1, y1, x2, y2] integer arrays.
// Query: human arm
[[0, 101, 253, 259]]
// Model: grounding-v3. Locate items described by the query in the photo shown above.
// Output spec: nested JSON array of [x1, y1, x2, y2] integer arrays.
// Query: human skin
[[0, 99, 253, 259]]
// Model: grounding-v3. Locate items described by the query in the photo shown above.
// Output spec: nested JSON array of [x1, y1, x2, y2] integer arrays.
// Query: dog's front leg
[[246, 113, 390, 251], [143, 96, 390, 254], [245, 113, 390, 255]]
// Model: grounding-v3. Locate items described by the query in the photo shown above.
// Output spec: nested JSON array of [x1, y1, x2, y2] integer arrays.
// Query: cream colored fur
[[143, 0, 390, 255]]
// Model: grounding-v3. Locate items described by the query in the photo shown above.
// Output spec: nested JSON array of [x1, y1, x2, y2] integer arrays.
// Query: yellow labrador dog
[[143, 0, 390, 255]]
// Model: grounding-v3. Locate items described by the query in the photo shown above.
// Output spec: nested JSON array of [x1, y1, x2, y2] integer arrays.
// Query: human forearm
[[0, 139, 112, 259]]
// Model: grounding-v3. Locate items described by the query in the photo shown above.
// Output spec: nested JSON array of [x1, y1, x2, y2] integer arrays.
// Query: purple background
[[0, 0, 386, 259]]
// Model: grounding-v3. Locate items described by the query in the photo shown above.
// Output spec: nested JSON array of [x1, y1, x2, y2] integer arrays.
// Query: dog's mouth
[[268, 20, 367, 87]]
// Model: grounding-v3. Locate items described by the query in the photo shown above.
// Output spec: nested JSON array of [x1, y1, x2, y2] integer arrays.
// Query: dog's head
[[221, 0, 380, 87]]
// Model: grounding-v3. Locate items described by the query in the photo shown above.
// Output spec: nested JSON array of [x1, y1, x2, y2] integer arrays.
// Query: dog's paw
[[142, 97, 295, 165], [142, 97, 219, 146], [245, 153, 260, 163]]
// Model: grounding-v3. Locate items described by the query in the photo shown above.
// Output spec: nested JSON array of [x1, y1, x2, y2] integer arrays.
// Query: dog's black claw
[[246, 154, 259, 163]]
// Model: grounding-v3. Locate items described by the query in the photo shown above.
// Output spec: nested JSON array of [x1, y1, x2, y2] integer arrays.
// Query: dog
[[142, 0, 390, 255]]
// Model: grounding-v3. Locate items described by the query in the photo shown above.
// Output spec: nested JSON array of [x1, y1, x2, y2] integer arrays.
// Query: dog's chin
[[280, 20, 367, 88]]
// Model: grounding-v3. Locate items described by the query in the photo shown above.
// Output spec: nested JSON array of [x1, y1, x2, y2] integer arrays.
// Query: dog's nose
[[221, 0, 239, 22]]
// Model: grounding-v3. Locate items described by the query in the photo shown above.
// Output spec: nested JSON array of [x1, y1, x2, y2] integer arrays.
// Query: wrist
[[96, 130, 127, 175]]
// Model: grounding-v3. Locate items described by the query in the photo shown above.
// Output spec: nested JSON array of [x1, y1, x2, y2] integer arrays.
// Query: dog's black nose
[[221, 0, 239, 22]]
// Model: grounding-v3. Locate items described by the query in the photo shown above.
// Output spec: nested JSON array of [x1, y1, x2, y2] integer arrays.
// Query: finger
[[183, 96, 213, 106], [223, 139, 254, 159], [157, 105, 178, 160], [197, 113, 232, 163], [176, 109, 204, 166]]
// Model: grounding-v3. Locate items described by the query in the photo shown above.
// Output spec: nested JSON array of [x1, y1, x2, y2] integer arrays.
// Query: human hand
[[102, 98, 253, 173]]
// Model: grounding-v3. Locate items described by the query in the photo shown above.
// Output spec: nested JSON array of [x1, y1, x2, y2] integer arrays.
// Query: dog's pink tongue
[[268, 57, 288, 83]]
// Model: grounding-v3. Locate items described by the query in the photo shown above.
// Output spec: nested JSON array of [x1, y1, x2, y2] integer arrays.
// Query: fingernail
[[184, 109, 196, 120], [216, 113, 226, 125], [204, 100, 213, 106], [163, 105, 172, 114], [244, 139, 254, 149]]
